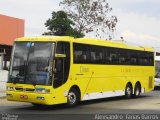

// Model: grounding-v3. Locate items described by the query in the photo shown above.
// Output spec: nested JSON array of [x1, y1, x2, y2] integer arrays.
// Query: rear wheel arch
[[69, 85, 81, 99], [126, 82, 133, 90]]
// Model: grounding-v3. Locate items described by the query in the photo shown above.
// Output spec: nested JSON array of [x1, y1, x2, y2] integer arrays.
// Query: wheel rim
[[135, 88, 140, 96], [68, 92, 76, 104], [126, 86, 131, 96]]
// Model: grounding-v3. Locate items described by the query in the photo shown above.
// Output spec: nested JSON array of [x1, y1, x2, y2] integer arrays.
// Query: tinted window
[[90, 45, 104, 64], [73, 44, 89, 63], [130, 50, 138, 65], [73, 43, 154, 66]]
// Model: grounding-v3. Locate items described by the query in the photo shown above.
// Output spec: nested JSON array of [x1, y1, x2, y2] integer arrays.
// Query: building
[[0, 14, 24, 70]]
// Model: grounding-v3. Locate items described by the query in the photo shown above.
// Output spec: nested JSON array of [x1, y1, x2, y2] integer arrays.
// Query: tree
[[60, 0, 118, 39], [43, 10, 84, 38]]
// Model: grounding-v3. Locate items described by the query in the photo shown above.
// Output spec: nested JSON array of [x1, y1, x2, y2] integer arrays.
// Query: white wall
[[0, 56, 2, 70], [0, 70, 8, 92]]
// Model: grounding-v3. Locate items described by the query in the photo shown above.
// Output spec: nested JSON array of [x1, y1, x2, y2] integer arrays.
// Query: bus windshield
[[8, 42, 54, 85]]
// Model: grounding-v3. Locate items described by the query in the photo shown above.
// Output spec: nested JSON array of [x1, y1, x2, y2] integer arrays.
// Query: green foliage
[[69, 28, 85, 38], [43, 10, 84, 38]]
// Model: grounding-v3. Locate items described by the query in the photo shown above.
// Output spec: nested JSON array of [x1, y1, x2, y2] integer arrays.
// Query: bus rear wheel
[[125, 84, 133, 98], [67, 88, 80, 107], [133, 83, 141, 97]]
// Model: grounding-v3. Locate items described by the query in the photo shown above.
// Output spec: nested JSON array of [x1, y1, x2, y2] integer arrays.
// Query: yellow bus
[[6, 36, 155, 106]]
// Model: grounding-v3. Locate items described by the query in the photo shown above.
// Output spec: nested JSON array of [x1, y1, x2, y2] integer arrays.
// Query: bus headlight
[[35, 88, 50, 94], [7, 86, 14, 91]]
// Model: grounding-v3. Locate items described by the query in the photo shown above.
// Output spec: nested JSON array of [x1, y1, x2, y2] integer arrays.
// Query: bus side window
[[130, 51, 138, 65], [89, 45, 104, 64], [104, 48, 111, 64], [73, 43, 89, 64], [109, 48, 119, 64]]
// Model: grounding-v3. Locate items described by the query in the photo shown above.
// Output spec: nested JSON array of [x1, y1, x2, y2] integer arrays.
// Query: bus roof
[[15, 36, 154, 52]]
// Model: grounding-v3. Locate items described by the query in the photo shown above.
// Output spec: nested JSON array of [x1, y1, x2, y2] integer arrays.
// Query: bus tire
[[133, 83, 141, 98], [67, 88, 80, 107], [125, 83, 133, 98]]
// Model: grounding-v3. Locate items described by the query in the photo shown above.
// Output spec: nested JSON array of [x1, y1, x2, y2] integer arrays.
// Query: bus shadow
[[11, 103, 70, 112], [12, 95, 151, 112]]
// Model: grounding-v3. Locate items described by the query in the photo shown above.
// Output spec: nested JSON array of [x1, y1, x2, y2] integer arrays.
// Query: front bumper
[[6, 91, 54, 105]]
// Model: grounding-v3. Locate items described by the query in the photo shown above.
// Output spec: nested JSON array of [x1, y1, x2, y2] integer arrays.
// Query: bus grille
[[15, 87, 35, 92], [15, 87, 23, 91], [25, 88, 35, 92]]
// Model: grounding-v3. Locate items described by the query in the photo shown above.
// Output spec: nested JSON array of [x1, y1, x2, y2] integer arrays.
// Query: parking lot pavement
[[0, 90, 160, 120]]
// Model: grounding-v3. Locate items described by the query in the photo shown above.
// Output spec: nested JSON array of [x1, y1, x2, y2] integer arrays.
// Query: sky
[[0, 0, 160, 52]]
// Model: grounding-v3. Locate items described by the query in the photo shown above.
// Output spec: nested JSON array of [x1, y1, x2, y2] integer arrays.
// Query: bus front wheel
[[67, 88, 80, 107], [125, 83, 133, 98], [32, 103, 43, 107]]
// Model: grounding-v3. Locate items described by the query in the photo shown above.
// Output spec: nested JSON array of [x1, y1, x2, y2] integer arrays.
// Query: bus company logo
[[80, 66, 90, 73]]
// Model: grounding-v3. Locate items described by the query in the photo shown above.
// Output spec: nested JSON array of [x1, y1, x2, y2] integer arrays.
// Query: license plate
[[20, 95, 28, 99]]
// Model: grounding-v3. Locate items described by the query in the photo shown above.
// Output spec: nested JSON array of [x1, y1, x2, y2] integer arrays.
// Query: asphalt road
[[0, 89, 160, 120]]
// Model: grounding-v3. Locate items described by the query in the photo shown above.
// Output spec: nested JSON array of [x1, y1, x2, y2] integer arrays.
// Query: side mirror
[[55, 54, 66, 58]]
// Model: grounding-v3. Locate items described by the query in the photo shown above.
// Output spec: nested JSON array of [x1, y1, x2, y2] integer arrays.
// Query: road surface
[[0, 89, 160, 120]]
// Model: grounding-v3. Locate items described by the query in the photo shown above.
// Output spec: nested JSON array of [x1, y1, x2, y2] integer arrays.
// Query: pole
[[0, 54, 4, 70]]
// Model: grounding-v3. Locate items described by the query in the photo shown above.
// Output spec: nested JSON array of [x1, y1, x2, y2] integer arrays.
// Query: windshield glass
[[9, 42, 54, 85]]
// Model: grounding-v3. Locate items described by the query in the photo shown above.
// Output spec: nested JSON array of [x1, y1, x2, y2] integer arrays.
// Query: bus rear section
[[72, 42, 154, 101]]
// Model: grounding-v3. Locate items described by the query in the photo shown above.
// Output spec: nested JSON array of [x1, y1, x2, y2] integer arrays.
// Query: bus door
[[53, 42, 70, 103]]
